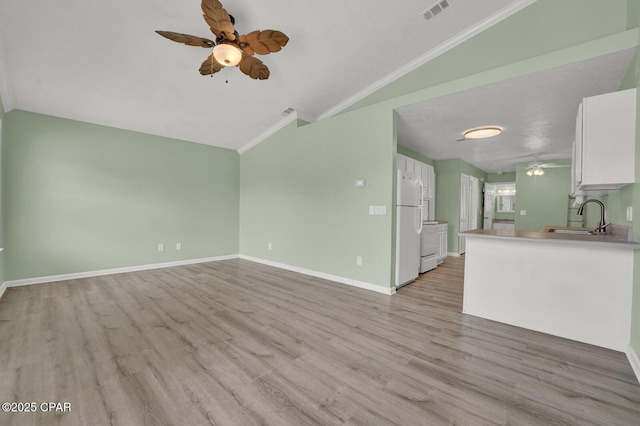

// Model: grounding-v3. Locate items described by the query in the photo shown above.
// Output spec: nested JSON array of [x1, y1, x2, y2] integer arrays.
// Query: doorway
[[459, 174, 479, 255]]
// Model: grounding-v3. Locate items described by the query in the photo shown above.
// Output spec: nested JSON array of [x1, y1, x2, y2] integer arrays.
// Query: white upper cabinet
[[396, 154, 435, 201], [573, 88, 636, 194], [427, 165, 435, 199]]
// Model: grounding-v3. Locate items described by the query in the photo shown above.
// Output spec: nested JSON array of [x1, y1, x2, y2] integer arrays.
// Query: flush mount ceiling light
[[463, 126, 502, 140]]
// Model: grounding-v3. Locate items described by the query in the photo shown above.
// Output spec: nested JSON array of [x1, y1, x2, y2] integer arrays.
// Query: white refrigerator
[[395, 170, 424, 288]]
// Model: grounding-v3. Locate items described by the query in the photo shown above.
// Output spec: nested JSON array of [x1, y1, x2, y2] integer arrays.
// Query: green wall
[[434, 159, 486, 253], [487, 172, 516, 183], [0, 94, 5, 286], [3, 111, 239, 281], [514, 160, 572, 231], [240, 107, 395, 289]]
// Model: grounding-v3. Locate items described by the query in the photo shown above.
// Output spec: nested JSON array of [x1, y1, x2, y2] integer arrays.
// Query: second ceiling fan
[[156, 0, 289, 80]]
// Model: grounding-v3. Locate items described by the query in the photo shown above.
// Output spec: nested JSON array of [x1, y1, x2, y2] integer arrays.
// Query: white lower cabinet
[[493, 222, 515, 231], [437, 223, 448, 264]]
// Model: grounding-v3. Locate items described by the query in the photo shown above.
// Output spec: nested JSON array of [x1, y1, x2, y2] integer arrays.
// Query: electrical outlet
[[268, 242, 272, 250], [157, 243, 165, 252], [176, 243, 182, 251], [627, 206, 633, 221], [520, 210, 527, 216], [356, 256, 363, 266], [355, 179, 366, 188]]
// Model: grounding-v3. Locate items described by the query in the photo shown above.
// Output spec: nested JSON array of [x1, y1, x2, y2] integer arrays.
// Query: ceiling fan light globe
[[527, 169, 534, 176], [213, 43, 242, 66]]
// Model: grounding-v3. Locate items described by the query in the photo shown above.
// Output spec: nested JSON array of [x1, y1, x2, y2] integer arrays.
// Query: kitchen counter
[[461, 228, 640, 249], [461, 227, 635, 351]]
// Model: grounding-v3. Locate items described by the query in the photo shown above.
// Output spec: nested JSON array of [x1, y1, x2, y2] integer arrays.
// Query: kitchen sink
[[545, 228, 597, 235]]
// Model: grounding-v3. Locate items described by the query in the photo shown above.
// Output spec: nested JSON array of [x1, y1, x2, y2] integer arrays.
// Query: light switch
[[369, 206, 387, 215], [355, 179, 366, 188], [520, 210, 527, 216]]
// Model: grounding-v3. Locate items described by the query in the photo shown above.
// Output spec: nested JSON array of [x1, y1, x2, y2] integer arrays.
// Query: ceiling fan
[[156, 0, 289, 80], [518, 161, 569, 176]]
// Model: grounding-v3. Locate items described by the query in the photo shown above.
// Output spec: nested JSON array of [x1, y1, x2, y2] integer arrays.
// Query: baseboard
[[627, 345, 640, 384], [447, 252, 461, 257], [3, 255, 239, 288], [1, 254, 395, 297], [239, 255, 395, 295]]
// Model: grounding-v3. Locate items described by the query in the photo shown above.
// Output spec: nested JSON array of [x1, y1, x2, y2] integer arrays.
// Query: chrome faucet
[[577, 199, 609, 234]]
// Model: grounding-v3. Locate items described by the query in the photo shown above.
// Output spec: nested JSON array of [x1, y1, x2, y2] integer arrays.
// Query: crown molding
[[237, 113, 296, 154], [316, 0, 538, 120], [295, 110, 317, 123], [237, 109, 318, 154]]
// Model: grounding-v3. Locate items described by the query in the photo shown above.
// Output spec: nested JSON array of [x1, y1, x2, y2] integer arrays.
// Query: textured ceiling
[[0, 0, 531, 151], [396, 48, 636, 173]]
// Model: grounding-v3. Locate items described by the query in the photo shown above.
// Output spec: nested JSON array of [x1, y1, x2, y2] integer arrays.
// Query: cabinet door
[[580, 89, 636, 188], [420, 164, 428, 199], [428, 166, 436, 199], [574, 104, 583, 189], [405, 157, 417, 175], [396, 154, 406, 171], [438, 228, 447, 263]]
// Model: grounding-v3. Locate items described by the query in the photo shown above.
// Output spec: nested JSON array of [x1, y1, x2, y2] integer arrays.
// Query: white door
[[484, 183, 495, 229], [459, 174, 470, 254], [470, 176, 479, 231]]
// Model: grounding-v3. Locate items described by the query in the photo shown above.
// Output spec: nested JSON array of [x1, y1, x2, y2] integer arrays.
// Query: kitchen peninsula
[[460, 227, 640, 352]]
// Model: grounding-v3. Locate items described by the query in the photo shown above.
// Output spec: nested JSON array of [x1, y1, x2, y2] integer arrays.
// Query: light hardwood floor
[[0, 256, 639, 425]]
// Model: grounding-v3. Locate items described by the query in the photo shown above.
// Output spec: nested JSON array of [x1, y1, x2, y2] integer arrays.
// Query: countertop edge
[[459, 230, 640, 250]]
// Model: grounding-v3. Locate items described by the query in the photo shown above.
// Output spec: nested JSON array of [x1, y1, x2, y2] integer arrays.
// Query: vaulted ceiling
[[0, 0, 533, 151]]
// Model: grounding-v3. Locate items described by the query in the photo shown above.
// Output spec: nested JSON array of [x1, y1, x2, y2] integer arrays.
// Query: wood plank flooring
[[0, 256, 639, 425]]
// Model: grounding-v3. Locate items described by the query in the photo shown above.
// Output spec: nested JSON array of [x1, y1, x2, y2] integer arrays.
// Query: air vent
[[281, 107, 295, 116], [422, 0, 450, 21]]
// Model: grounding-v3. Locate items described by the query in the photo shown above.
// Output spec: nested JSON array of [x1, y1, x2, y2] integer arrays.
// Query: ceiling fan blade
[[201, 0, 236, 41], [541, 163, 570, 168], [238, 55, 270, 80], [199, 54, 224, 76], [238, 30, 289, 56], [155, 30, 215, 48]]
